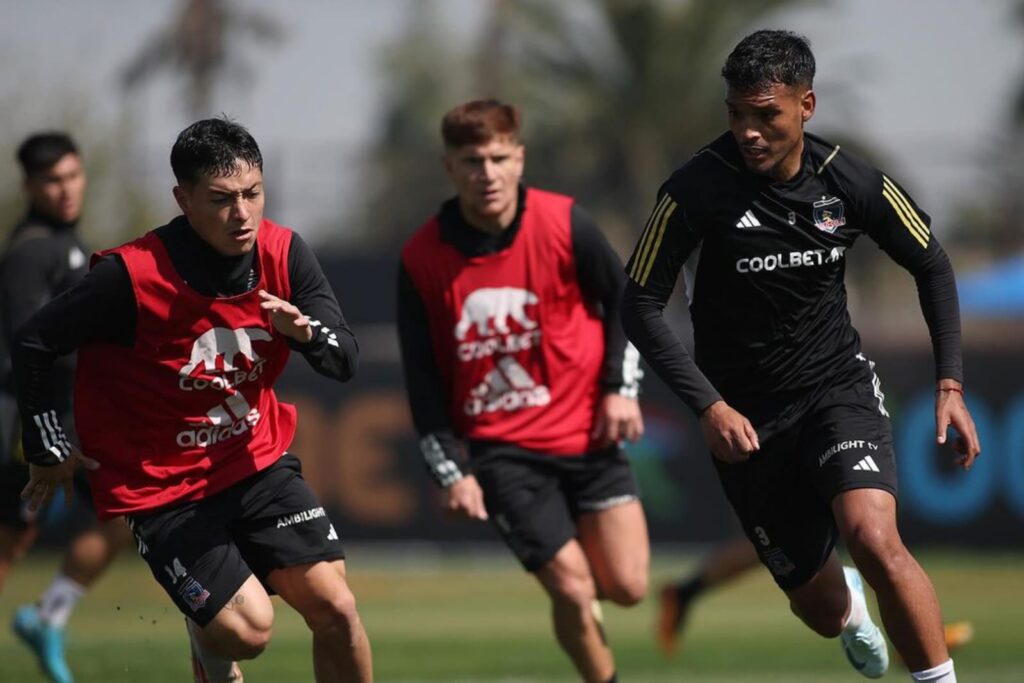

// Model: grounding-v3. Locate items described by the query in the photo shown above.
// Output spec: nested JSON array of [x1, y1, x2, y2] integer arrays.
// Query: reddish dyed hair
[[441, 99, 522, 148]]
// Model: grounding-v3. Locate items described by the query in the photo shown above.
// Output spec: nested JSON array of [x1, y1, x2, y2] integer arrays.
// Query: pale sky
[[1, 0, 1021, 243]]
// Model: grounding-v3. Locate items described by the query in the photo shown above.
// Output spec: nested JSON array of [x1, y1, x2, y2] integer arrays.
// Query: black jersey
[[0, 211, 89, 408], [622, 131, 962, 422]]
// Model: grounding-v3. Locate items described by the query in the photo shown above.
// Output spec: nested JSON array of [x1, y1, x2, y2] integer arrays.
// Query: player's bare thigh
[[576, 500, 649, 605], [198, 574, 275, 659]]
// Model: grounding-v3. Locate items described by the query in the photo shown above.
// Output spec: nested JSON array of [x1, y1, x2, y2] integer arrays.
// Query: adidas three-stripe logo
[[735, 210, 760, 228], [33, 410, 72, 462], [852, 456, 880, 472]]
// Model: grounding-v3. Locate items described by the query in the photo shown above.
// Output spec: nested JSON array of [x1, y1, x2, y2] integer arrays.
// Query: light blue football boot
[[12, 604, 73, 683], [840, 567, 889, 679]]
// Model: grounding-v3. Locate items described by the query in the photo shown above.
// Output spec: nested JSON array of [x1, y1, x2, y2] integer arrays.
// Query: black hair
[[722, 30, 815, 91], [17, 132, 79, 178], [170, 117, 263, 185]]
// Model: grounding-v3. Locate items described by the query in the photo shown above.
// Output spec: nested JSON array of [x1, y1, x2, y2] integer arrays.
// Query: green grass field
[[0, 548, 1020, 682]]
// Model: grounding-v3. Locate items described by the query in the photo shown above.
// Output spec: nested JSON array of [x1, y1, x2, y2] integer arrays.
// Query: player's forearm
[[286, 317, 358, 382], [913, 248, 963, 384], [621, 282, 721, 415], [12, 341, 70, 465], [285, 234, 359, 381], [569, 206, 640, 395], [396, 275, 467, 486], [399, 349, 461, 464], [593, 280, 643, 397], [419, 430, 466, 487]]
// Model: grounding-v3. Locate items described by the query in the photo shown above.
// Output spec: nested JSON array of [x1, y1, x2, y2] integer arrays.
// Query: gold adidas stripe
[[883, 188, 928, 248], [638, 201, 677, 286], [882, 175, 929, 237], [882, 175, 929, 247], [630, 194, 672, 281]]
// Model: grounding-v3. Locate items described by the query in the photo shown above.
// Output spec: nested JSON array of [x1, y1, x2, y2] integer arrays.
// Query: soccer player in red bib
[[398, 100, 648, 683], [13, 118, 373, 682]]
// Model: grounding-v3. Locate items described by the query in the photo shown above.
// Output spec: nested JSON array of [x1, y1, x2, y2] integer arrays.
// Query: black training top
[[13, 215, 358, 460], [0, 209, 90, 419], [622, 131, 961, 422]]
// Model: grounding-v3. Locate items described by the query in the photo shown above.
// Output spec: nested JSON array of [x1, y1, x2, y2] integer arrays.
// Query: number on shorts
[[163, 557, 187, 585], [753, 526, 771, 546]]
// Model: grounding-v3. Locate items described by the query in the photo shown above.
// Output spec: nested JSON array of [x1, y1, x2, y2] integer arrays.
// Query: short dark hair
[[441, 99, 522, 148], [17, 132, 79, 178], [722, 30, 815, 91], [170, 117, 263, 185]]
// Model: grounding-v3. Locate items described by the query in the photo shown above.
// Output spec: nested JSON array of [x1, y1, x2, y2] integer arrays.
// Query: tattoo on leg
[[223, 593, 246, 611]]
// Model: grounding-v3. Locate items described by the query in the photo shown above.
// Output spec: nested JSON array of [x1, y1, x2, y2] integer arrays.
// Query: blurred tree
[[947, 0, 1024, 255], [358, 0, 823, 250], [120, 0, 284, 118]]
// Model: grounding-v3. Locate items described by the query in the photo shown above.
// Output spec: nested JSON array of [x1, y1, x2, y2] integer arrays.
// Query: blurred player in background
[[12, 118, 372, 683], [656, 536, 975, 662], [0, 132, 133, 683], [623, 30, 980, 683], [398, 99, 647, 683]]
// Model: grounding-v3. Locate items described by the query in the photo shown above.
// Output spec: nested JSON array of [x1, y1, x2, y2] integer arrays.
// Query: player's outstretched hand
[[259, 290, 313, 343], [935, 383, 981, 470], [591, 393, 645, 447], [21, 449, 99, 512], [444, 474, 488, 521], [700, 401, 760, 464]]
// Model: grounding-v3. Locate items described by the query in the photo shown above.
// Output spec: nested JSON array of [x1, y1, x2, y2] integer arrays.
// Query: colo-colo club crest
[[812, 196, 847, 234]]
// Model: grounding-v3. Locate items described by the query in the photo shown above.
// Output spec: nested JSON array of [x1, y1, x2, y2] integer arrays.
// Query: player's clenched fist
[[700, 401, 760, 463]]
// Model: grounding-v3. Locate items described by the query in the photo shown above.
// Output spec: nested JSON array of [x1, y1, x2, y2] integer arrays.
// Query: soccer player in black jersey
[[622, 31, 980, 683], [0, 133, 133, 683]]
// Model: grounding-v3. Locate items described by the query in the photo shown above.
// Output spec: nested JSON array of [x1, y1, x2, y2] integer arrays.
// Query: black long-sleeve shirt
[[398, 189, 640, 483], [0, 210, 89, 407], [622, 132, 962, 429], [14, 215, 357, 464]]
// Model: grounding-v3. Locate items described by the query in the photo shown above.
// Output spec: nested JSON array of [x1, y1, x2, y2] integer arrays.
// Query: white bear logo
[[180, 327, 273, 377], [455, 288, 539, 340]]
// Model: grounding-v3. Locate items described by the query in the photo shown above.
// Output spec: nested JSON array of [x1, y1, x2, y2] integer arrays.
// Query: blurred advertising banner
[[278, 348, 1024, 548]]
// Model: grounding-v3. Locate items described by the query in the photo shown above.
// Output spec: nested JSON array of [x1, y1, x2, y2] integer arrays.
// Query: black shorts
[[714, 360, 897, 591], [471, 443, 640, 572], [125, 454, 345, 627]]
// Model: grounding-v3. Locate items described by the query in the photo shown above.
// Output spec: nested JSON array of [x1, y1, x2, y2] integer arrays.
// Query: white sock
[[37, 575, 85, 628], [911, 658, 955, 682], [842, 578, 867, 632]]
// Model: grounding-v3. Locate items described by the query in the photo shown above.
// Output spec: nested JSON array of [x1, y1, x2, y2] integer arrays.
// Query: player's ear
[[172, 185, 190, 215], [801, 89, 816, 123]]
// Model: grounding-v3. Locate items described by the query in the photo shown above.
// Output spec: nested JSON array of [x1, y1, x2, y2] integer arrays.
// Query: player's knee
[[301, 585, 361, 636], [210, 623, 273, 661], [602, 572, 647, 607], [844, 524, 908, 580], [547, 570, 597, 608]]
